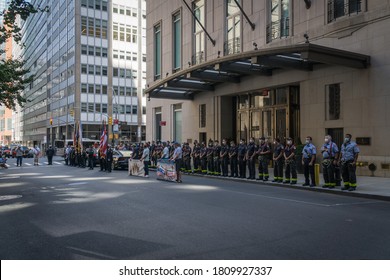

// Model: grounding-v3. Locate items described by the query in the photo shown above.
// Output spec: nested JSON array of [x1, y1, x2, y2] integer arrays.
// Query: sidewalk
[[186, 172, 390, 201]]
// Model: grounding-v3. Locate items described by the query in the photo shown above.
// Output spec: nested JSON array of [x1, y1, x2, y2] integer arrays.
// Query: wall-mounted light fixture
[[304, 0, 311, 9]]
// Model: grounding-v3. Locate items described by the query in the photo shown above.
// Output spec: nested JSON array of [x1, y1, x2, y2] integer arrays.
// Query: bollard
[[314, 163, 320, 186]]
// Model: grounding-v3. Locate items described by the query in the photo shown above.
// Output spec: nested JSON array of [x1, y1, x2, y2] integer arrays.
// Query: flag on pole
[[99, 119, 108, 157], [73, 121, 78, 150]]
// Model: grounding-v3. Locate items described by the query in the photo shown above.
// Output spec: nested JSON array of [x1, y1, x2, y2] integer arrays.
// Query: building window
[[199, 104, 206, 128], [154, 107, 162, 141], [81, 16, 87, 35], [101, 20, 108, 39], [266, 0, 290, 43], [132, 105, 138, 115], [81, 64, 87, 74], [154, 23, 162, 80], [88, 18, 94, 36], [81, 83, 87, 93], [225, 0, 241, 55], [102, 66, 107, 76], [88, 65, 94, 75], [173, 104, 182, 143], [96, 103, 101, 112], [192, 0, 205, 65], [81, 103, 87, 112], [113, 24, 118, 40], [88, 46, 94, 56], [173, 11, 181, 71], [326, 83, 341, 120], [88, 84, 94, 94], [102, 85, 107, 94], [81, 0, 87, 8], [327, 0, 362, 23], [102, 104, 107, 113], [81, 44, 87, 55], [102, 0, 107, 11]]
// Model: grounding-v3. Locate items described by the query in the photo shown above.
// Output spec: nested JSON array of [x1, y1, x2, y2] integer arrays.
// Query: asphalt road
[[1, 156, 390, 260]]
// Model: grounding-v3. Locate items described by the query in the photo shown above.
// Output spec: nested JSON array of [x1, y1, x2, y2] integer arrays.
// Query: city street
[[1, 156, 390, 260]]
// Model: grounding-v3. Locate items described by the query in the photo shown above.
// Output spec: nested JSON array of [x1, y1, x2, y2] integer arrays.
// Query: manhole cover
[[0, 195, 23, 201]]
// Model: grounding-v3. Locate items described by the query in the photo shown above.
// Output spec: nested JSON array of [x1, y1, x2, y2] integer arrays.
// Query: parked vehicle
[[112, 150, 133, 170]]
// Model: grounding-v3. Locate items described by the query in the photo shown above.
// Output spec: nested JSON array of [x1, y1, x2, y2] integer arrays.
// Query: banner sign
[[156, 159, 177, 182], [128, 159, 144, 177]]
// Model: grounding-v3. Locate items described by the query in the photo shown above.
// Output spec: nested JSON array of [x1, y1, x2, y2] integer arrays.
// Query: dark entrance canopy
[[146, 43, 370, 100]]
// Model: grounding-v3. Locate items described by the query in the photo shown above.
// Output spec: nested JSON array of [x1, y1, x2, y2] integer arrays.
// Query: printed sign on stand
[[156, 159, 177, 182], [128, 159, 144, 177]]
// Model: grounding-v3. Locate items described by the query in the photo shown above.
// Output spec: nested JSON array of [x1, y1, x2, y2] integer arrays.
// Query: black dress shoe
[[302, 183, 310, 186]]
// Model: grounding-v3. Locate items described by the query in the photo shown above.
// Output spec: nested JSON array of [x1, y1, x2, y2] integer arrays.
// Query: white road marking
[[68, 182, 88, 186], [54, 162, 62, 165], [0, 176, 21, 180], [25, 163, 32, 166]]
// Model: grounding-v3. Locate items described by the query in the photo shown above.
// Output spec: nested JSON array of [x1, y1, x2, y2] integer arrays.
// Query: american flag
[[73, 121, 78, 150], [78, 120, 83, 151], [99, 119, 108, 157]]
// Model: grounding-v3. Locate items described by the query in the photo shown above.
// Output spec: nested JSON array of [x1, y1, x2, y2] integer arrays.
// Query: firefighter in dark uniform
[[213, 140, 221, 176], [257, 137, 271, 181], [321, 135, 339, 189], [339, 133, 360, 191], [229, 140, 238, 177], [284, 137, 297, 184], [183, 143, 192, 174], [272, 138, 284, 183], [245, 137, 257, 180], [199, 142, 207, 174], [238, 139, 247, 178], [192, 141, 200, 173], [302, 136, 317, 187], [220, 139, 229, 177], [206, 141, 214, 175]]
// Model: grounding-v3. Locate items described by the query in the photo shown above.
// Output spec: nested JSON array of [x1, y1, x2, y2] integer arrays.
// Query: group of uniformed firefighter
[[149, 133, 359, 191]]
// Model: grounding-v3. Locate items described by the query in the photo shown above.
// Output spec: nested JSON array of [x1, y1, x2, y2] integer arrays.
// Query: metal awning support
[[233, 0, 255, 30], [182, 0, 216, 46]]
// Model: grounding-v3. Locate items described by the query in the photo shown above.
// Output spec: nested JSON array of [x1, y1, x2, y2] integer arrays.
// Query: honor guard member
[[199, 142, 208, 174], [246, 137, 257, 180], [339, 134, 360, 191], [229, 141, 238, 177], [257, 137, 271, 181], [154, 142, 163, 166], [213, 140, 222, 176], [238, 139, 247, 178], [220, 139, 229, 177], [192, 141, 201, 173], [272, 138, 284, 183], [284, 137, 297, 184], [302, 136, 317, 187], [183, 143, 192, 174], [206, 140, 214, 175], [321, 135, 339, 189], [106, 145, 114, 172]]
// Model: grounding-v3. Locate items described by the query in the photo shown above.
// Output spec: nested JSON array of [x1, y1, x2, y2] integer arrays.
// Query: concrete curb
[[181, 172, 390, 202]]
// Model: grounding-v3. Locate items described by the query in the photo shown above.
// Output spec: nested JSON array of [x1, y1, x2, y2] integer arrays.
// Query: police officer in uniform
[[229, 140, 238, 177], [272, 138, 284, 183], [257, 137, 271, 181], [237, 139, 247, 178], [220, 139, 229, 177], [339, 134, 360, 191], [321, 135, 339, 189], [284, 137, 297, 184], [206, 140, 214, 175], [246, 137, 257, 180], [213, 140, 221, 176], [302, 136, 317, 187]]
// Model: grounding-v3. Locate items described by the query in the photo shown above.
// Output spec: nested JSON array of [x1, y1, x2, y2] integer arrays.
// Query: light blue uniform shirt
[[341, 141, 360, 161], [321, 141, 339, 159], [303, 143, 316, 159]]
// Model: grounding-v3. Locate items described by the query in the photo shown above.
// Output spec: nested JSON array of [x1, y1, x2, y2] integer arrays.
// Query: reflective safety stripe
[[291, 178, 298, 181], [350, 183, 357, 187], [330, 183, 336, 186], [344, 182, 350, 186]]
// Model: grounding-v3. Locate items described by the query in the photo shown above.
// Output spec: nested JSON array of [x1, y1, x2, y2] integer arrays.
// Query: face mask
[[249, 140, 254, 143], [273, 141, 276, 145], [240, 141, 243, 144], [287, 140, 292, 145], [344, 138, 350, 143], [305, 140, 310, 144], [324, 138, 329, 143], [222, 142, 226, 145]]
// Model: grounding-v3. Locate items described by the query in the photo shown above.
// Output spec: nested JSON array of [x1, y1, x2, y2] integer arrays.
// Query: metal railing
[[327, 0, 362, 23], [266, 17, 289, 43], [191, 51, 205, 65], [224, 37, 241, 56]]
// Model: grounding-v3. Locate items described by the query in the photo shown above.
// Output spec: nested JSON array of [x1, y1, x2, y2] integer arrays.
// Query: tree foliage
[[0, 0, 49, 110]]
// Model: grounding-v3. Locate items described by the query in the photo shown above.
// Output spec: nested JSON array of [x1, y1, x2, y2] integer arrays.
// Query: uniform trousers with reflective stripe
[[207, 157, 214, 174], [273, 159, 284, 181], [258, 157, 269, 180], [213, 157, 221, 175], [303, 158, 315, 185], [200, 157, 207, 173], [341, 160, 357, 188], [322, 159, 335, 187], [230, 156, 238, 177], [247, 157, 256, 179], [285, 160, 297, 182]]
